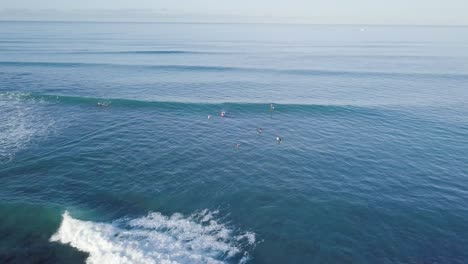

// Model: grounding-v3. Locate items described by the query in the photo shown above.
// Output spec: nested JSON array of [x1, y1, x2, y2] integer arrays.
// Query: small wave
[[1, 60, 466, 79], [72, 50, 213, 55], [0, 40, 32, 44], [119, 50, 206, 54], [50, 210, 256, 264]]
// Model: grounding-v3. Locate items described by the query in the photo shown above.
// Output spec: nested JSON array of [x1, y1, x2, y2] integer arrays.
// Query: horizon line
[[1, 20, 468, 27]]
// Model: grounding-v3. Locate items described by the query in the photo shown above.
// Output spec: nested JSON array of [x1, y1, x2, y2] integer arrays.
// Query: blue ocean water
[[1, 22, 468, 263]]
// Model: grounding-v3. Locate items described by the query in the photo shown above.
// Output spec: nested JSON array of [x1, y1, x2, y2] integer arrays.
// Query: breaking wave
[[50, 210, 256, 264]]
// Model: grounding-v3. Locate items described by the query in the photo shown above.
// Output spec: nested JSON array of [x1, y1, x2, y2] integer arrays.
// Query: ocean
[[1, 21, 468, 264]]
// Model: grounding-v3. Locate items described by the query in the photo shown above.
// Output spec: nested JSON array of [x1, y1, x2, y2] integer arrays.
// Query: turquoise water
[[1, 22, 468, 263]]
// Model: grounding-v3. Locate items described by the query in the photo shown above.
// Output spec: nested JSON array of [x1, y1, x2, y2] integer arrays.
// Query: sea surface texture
[[1, 22, 468, 264]]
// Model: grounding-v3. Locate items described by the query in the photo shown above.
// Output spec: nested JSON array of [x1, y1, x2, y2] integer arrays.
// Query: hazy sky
[[1, 0, 467, 25]]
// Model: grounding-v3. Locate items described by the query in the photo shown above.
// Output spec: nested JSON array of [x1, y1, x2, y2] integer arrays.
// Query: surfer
[[221, 111, 226, 117], [97, 101, 110, 107], [276, 136, 282, 144], [269, 103, 275, 117], [257, 128, 263, 134], [235, 143, 241, 148]]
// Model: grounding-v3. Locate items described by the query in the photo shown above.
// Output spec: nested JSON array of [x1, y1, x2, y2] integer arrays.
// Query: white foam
[[50, 210, 256, 264], [0, 92, 54, 162]]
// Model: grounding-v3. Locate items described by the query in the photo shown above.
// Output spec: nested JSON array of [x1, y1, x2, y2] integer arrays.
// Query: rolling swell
[[2, 92, 369, 115], [1, 61, 467, 80]]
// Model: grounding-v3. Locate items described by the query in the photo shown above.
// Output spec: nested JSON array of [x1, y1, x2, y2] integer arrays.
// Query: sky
[[0, 0, 467, 25]]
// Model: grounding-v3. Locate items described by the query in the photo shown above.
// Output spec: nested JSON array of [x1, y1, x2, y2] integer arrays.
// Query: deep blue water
[[1, 22, 468, 264]]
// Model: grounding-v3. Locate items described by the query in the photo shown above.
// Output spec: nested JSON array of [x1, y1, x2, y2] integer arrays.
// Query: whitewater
[[50, 210, 255, 264]]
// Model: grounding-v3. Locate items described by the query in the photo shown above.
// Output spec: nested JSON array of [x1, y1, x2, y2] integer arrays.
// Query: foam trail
[[0, 92, 54, 163], [50, 210, 255, 264]]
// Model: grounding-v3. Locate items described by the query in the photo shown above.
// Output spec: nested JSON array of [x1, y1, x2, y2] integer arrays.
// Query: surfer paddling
[[276, 136, 282, 144]]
